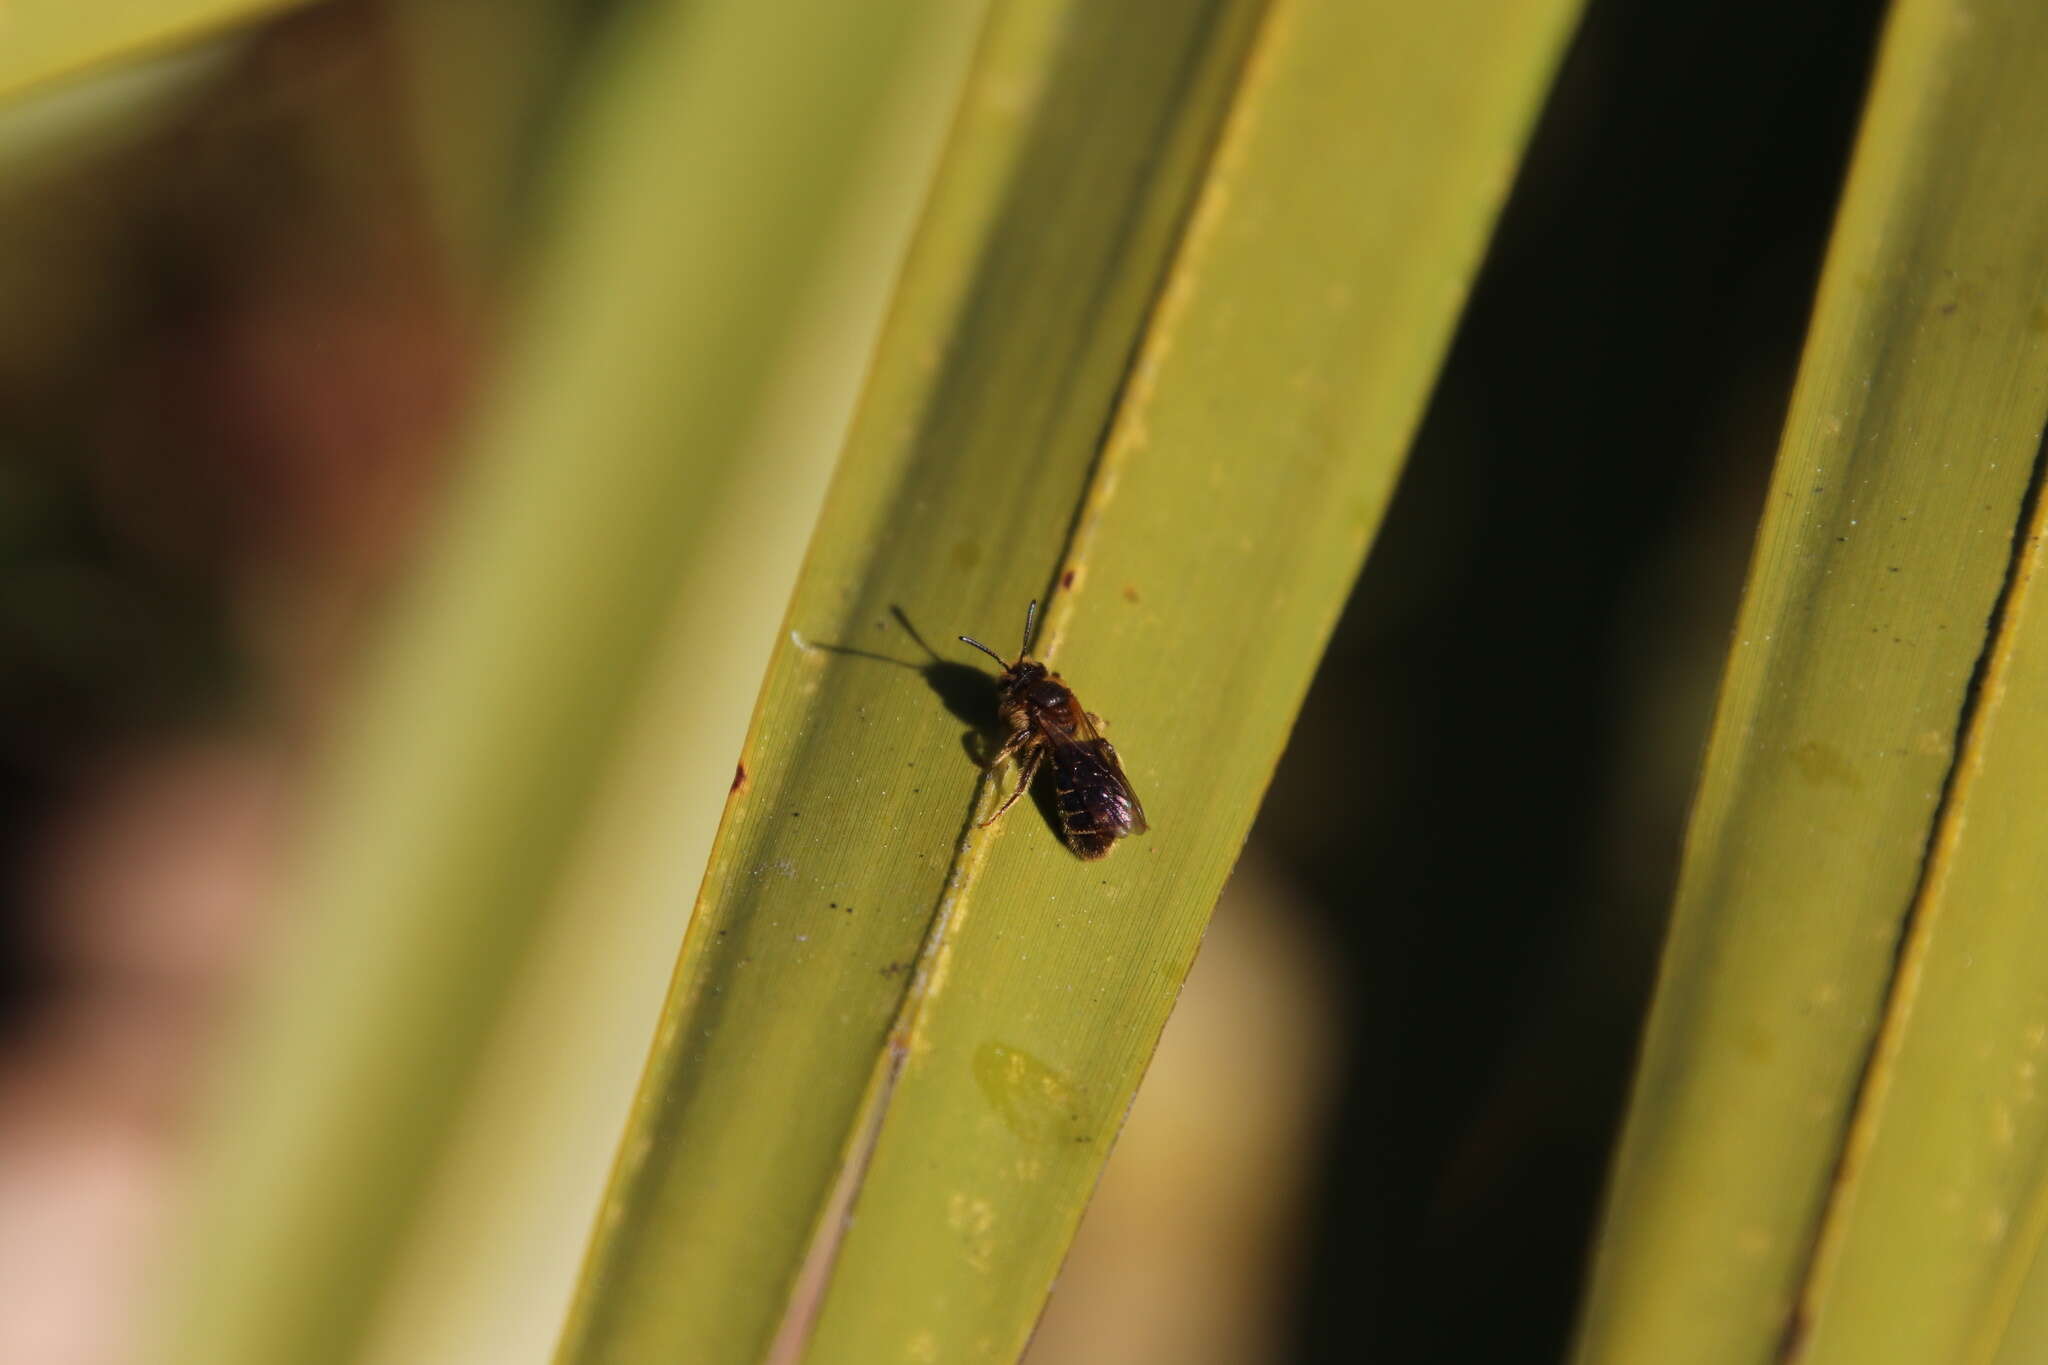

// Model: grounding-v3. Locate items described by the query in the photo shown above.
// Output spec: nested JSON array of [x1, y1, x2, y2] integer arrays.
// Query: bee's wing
[[1051, 713, 1147, 839], [1096, 737, 1148, 834]]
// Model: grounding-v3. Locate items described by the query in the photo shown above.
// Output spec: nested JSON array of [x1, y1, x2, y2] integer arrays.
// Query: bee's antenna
[[1020, 599, 1039, 658], [958, 634, 1008, 668]]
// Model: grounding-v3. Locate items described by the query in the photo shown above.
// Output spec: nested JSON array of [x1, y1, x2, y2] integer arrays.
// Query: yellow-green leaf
[[0, 0, 301, 102], [555, 2, 1270, 1359], [1797, 424, 2048, 1365], [1572, 2, 2048, 1361], [560, 0, 1581, 1360], [145, 3, 946, 1363]]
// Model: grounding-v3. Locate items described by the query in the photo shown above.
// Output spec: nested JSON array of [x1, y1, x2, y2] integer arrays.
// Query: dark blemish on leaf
[[1122, 584, 1140, 603], [1060, 568, 1076, 589], [1776, 1305, 1811, 1363], [730, 762, 748, 794], [1792, 739, 1863, 789]]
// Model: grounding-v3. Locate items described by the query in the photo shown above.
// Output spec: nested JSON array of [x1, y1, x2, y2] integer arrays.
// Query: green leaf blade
[[797, 0, 1582, 1356], [146, 2, 949, 1362], [1573, 3, 2048, 1361], [555, 4, 1271, 1360], [561, 0, 1582, 1359], [0, 0, 303, 102]]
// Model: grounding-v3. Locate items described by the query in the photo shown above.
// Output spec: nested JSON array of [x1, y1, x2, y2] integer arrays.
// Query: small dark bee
[[959, 601, 1147, 860]]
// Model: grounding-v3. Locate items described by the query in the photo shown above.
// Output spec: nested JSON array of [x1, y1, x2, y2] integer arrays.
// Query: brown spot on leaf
[[1791, 739, 1861, 789], [1775, 1304, 1811, 1362]]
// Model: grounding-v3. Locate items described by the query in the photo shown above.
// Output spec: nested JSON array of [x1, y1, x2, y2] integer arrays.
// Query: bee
[[959, 600, 1147, 860]]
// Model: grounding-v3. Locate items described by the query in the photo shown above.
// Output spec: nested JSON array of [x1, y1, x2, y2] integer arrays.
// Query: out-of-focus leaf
[[0, 0, 300, 103], [146, 2, 947, 1363]]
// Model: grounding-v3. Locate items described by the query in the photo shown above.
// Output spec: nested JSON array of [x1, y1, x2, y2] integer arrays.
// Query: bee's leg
[[985, 729, 1027, 769], [978, 743, 1043, 828]]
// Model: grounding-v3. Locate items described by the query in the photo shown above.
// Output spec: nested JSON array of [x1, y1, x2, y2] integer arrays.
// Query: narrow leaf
[[561, 0, 1581, 1359], [797, 0, 1582, 1354], [0, 0, 302, 102], [147, 2, 944, 1362], [555, 2, 1269, 1359], [1573, 2, 2048, 1361]]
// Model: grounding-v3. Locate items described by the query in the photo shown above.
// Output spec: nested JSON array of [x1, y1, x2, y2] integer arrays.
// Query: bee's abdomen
[[1052, 749, 1139, 860]]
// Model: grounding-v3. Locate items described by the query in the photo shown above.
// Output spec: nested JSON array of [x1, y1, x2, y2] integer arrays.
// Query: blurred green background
[[0, 0, 1887, 1361]]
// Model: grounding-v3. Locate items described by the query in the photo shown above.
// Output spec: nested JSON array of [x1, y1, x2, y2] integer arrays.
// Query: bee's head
[[1006, 658, 1050, 689]]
